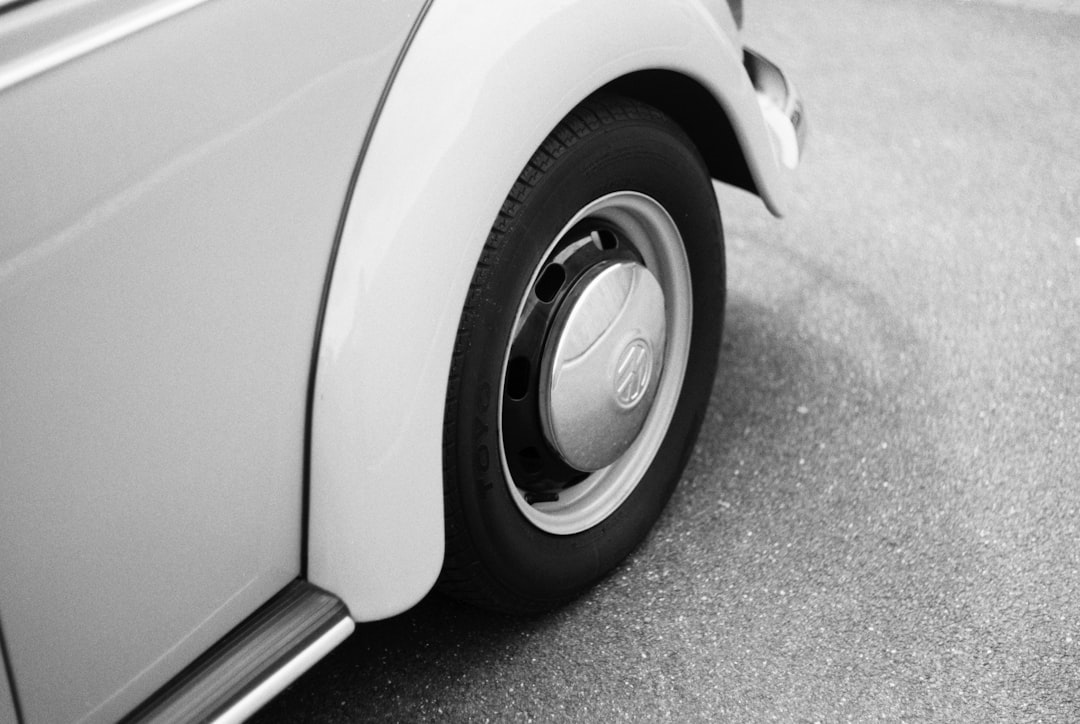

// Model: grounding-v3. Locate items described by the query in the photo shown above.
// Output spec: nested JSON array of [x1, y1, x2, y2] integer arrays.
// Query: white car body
[[0, 0, 803, 721]]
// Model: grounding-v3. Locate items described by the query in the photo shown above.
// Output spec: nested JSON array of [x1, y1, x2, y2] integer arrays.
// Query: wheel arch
[[307, 0, 794, 621], [604, 70, 757, 198]]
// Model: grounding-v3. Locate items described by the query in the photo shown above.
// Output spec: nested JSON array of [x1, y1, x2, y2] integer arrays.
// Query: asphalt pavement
[[255, 0, 1080, 720]]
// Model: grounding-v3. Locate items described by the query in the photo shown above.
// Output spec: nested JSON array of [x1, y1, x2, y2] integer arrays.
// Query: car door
[[0, 1, 425, 721]]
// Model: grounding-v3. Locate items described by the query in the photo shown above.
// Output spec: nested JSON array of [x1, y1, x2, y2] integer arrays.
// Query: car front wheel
[[439, 95, 725, 613]]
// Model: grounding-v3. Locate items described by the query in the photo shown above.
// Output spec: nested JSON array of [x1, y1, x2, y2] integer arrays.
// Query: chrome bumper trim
[[744, 49, 807, 170]]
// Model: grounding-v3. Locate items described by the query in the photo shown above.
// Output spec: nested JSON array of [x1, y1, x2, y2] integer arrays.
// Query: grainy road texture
[[255, 0, 1080, 720]]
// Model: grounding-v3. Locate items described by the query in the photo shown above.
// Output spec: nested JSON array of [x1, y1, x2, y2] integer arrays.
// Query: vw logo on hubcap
[[615, 339, 652, 408]]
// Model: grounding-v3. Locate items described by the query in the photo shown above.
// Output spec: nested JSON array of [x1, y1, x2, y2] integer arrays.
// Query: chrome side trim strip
[[123, 581, 354, 724], [0, 0, 213, 93]]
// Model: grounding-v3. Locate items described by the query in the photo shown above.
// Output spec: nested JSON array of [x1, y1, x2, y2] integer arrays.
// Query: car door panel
[[0, 1, 425, 721]]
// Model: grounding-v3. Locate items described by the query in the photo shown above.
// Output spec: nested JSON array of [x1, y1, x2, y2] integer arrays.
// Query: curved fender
[[309, 0, 792, 620]]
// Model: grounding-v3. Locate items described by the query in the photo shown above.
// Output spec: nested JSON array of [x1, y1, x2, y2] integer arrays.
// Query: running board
[[123, 581, 354, 724]]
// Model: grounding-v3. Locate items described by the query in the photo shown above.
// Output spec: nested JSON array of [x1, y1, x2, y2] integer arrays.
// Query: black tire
[[438, 95, 725, 613]]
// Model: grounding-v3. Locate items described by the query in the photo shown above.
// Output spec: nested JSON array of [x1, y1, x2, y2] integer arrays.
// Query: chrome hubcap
[[498, 192, 692, 535], [540, 261, 667, 472]]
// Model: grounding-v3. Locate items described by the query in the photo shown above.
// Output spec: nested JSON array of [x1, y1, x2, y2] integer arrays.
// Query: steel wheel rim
[[498, 191, 693, 535]]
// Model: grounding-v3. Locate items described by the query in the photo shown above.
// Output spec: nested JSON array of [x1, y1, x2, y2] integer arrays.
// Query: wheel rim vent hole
[[596, 228, 619, 250], [505, 356, 531, 401], [534, 263, 566, 303]]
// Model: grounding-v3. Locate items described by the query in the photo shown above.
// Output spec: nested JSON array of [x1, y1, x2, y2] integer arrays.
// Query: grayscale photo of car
[[0, 0, 804, 721]]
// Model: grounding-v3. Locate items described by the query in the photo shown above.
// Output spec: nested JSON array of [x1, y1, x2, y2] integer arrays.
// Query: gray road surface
[[256, 0, 1080, 720]]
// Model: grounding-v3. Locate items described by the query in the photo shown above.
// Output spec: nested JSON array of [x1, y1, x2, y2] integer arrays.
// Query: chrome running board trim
[[123, 581, 354, 724]]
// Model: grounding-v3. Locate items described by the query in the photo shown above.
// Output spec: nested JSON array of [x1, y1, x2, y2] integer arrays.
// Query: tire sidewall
[[448, 111, 725, 606]]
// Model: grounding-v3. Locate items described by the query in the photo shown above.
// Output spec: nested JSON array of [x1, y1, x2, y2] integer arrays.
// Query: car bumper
[[744, 49, 808, 172]]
